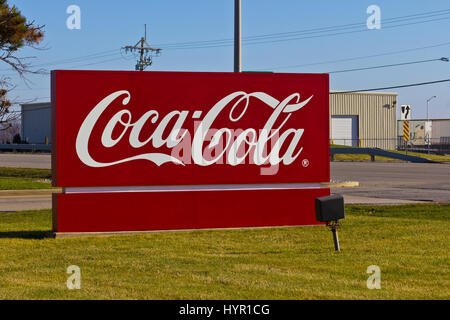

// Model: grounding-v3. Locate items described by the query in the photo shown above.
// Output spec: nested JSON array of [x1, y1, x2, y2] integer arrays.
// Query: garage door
[[331, 116, 359, 147]]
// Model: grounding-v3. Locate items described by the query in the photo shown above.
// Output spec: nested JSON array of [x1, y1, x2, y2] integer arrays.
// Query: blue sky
[[3, 0, 450, 118]]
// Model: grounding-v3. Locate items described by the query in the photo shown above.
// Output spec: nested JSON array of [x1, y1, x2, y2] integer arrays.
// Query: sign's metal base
[[52, 224, 322, 239]]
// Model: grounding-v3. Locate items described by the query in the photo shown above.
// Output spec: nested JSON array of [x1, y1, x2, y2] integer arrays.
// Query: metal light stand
[[326, 220, 341, 251]]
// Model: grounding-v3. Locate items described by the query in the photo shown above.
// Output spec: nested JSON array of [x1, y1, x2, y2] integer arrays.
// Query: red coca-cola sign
[[51, 71, 330, 233]]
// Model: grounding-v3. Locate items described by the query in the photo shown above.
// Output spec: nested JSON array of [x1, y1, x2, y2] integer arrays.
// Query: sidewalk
[[0, 189, 56, 211], [340, 194, 429, 205], [0, 189, 57, 197]]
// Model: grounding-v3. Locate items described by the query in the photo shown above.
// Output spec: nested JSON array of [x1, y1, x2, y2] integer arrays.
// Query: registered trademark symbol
[[302, 159, 309, 167]]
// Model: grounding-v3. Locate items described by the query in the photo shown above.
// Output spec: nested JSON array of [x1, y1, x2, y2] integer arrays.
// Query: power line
[[331, 79, 450, 94], [2, 56, 127, 77], [253, 41, 450, 70], [15, 79, 450, 103], [9, 45, 450, 78], [10, 105, 51, 113], [162, 15, 450, 50], [0, 49, 121, 72], [155, 9, 450, 50], [54, 57, 125, 70], [9, 87, 48, 91], [1, 8, 449, 76], [327, 57, 449, 74], [243, 9, 450, 40], [7, 40, 450, 77], [155, 8, 450, 49], [30, 50, 120, 68], [7, 56, 450, 93], [17, 6, 447, 68], [1, 8, 449, 74]]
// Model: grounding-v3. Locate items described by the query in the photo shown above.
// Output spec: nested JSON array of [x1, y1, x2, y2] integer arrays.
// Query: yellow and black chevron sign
[[403, 121, 410, 142]]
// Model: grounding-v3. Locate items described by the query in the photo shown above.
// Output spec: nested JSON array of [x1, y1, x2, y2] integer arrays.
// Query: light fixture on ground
[[315, 194, 345, 251]]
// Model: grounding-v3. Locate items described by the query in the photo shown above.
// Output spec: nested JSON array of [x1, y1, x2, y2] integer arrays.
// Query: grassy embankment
[[331, 145, 450, 162]]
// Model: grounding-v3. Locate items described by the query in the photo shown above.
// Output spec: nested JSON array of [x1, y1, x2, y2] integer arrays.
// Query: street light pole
[[426, 95, 436, 154], [234, 0, 241, 73]]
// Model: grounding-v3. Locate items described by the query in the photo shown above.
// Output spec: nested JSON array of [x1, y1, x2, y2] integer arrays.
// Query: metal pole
[[234, 0, 241, 72], [139, 37, 145, 71], [405, 120, 408, 155], [426, 96, 436, 154], [332, 228, 340, 251], [427, 100, 429, 154]]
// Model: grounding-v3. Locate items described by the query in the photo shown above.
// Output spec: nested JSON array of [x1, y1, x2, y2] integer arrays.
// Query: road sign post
[[400, 105, 412, 155], [403, 120, 410, 155]]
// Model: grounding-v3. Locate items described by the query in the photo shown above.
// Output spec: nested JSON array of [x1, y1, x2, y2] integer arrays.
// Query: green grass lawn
[[0, 167, 52, 179], [0, 204, 448, 300], [0, 167, 52, 190], [0, 178, 51, 190], [333, 154, 398, 162]]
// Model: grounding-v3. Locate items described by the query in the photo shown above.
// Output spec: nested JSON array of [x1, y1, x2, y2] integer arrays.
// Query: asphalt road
[[0, 154, 449, 210], [331, 161, 450, 204], [0, 153, 51, 169]]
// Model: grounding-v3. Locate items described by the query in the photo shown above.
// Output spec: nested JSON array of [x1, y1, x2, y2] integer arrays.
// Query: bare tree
[[0, 0, 44, 130], [0, 117, 19, 143]]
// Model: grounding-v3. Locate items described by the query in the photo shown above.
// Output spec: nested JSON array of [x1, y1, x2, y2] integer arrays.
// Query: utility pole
[[426, 95, 436, 154], [123, 25, 161, 71], [234, 0, 241, 72]]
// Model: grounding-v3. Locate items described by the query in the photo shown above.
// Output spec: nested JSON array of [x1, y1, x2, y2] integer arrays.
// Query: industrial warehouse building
[[330, 91, 398, 150], [21, 91, 399, 149]]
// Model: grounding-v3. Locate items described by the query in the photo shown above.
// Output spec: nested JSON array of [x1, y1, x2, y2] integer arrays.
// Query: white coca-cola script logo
[[75, 90, 313, 168]]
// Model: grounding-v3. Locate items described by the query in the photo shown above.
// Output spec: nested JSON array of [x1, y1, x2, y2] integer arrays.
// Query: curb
[[0, 189, 60, 197], [321, 181, 359, 188], [0, 182, 359, 197]]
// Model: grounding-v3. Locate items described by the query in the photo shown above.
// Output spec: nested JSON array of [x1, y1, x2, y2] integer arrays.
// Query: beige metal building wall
[[330, 91, 398, 150]]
